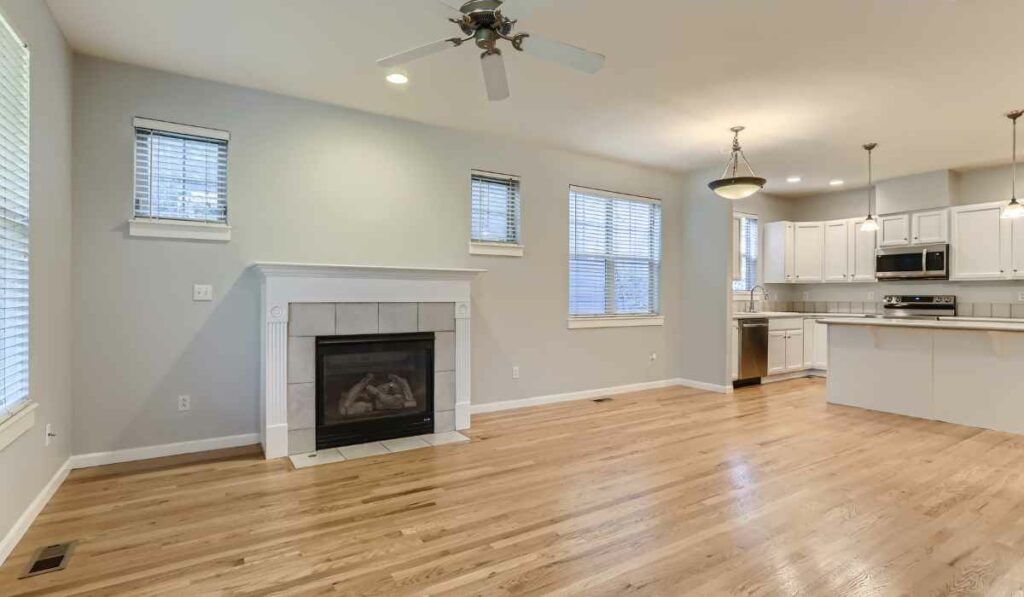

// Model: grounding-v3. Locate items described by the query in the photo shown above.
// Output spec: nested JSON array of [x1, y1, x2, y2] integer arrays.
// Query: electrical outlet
[[867, 291, 876, 301], [45, 423, 52, 447], [649, 352, 658, 362], [512, 366, 520, 380], [178, 395, 191, 412], [1018, 292, 1024, 302], [192, 284, 213, 302], [803, 291, 810, 300]]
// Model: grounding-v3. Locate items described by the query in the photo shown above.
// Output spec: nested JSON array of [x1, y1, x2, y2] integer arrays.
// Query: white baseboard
[[0, 457, 71, 567], [673, 377, 733, 394], [70, 433, 261, 469], [471, 378, 716, 414], [762, 370, 826, 384]]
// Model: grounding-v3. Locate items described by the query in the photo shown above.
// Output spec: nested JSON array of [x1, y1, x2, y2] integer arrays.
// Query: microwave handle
[[922, 249, 929, 273]]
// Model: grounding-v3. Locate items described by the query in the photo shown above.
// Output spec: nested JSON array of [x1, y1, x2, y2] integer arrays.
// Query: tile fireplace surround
[[254, 263, 485, 459]]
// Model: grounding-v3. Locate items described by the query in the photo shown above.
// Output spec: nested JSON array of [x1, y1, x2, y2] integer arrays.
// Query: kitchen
[[729, 133, 1024, 434]]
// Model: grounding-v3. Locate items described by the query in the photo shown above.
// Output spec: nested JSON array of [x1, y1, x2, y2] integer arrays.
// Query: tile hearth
[[288, 432, 470, 469]]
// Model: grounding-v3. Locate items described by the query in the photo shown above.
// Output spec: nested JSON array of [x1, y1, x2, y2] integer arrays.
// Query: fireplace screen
[[316, 333, 434, 448]]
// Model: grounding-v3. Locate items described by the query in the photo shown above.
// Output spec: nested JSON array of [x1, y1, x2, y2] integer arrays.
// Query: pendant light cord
[[863, 142, 877, 217], [1013, 111, 1019, 200]]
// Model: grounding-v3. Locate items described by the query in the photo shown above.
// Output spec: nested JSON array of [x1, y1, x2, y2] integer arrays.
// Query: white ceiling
[[46, 0, 1024, 194]]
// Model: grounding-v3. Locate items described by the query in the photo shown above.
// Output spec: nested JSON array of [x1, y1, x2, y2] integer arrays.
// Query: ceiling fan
[[376, 0, 606, 101]]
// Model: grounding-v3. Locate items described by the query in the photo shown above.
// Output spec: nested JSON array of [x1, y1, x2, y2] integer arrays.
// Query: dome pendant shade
[[1003, 198, 1024, 220], [709, 126, 766, 200], [708, 176, 767, 200], [860, 214, 880, 232]]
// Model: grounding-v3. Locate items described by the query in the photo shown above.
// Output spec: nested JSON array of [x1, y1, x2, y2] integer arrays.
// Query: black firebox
[[315, 333, 434, 450]]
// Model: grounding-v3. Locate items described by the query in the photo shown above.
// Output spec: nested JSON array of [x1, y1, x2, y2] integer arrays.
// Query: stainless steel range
[[881, 295, 956, 319]]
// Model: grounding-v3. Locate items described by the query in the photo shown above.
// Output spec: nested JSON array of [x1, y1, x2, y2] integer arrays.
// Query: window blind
[[470, 171, 520, 244], [134, 119, 229, 224], [569, 186, 661, 317], [0, 14, 29, 418], [733, 215, 759, 292]]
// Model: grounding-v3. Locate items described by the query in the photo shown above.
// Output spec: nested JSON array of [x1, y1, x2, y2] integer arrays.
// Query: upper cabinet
[[878, 214, 910, 247], [951, 202, 1012, 280], [792, 222, 824, 282], [823, 220, 850, 282], [849, 221, 877, 281], [764, 222, 795, 283], [911, 210, 949, 245]]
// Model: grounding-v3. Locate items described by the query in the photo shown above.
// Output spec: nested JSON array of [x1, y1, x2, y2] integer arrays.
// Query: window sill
[[567, 316, 664, 329], [129, 218, 232, 242], [468, 241, 524, 257], [0, 401, 37, 453]]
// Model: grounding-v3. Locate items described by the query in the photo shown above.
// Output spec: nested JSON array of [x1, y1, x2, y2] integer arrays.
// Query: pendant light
[[859, 143, 880, 232], [1001, 109, 1024, 220], [708, 126, 766, 200]]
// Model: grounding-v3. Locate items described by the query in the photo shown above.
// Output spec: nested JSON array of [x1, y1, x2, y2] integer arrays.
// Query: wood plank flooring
[[5, 378, 1024, 595]]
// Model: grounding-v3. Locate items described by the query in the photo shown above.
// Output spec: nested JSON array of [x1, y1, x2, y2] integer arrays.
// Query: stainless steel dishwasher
[[736, 318, 768, 386]]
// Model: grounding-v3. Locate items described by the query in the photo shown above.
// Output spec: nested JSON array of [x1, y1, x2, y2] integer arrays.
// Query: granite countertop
[[817, 317, 1024, 333]]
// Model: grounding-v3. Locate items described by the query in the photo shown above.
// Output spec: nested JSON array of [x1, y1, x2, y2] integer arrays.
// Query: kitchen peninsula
[[821, 317, 1024, 434]]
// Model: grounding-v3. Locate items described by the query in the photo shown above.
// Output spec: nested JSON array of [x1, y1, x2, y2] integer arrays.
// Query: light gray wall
[[71, 56, 729, 455], [0, 0, 72, 542]]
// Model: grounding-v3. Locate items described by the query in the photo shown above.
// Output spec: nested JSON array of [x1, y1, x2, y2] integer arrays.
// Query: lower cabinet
[[812, 321, 828, 369], [768, 329, 804, 374]]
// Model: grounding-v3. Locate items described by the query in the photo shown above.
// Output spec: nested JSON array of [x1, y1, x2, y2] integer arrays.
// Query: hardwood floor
[[5, 378, 1024, 595]]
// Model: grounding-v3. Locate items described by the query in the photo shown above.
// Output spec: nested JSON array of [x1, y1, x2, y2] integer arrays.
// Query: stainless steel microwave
[[875, 244, 949, 280]]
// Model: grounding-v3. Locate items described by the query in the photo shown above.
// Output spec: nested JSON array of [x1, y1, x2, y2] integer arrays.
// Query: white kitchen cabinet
[[767, 330, 787, 375], [793, 222, 824, 282], [764, 222, 795, 283], [848, 218, 877, 282], [878, 214, 911, 247], [911, 209, 948, 245], [823, 220, 850, 282], [803, 319, 815, 368], [785, 331, 804, 371], [951, 202, 1011, 280], [1012, 217, 1024, 279], [731, 321, 739, 381], [813, 321, 828, 369]]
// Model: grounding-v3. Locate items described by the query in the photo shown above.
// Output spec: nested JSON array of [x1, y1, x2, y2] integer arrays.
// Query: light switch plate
[[193, 284, 213, 302]]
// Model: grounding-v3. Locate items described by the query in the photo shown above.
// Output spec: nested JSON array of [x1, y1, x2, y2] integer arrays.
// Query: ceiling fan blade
[[481, 51, 510, 101], [517, 34, 605, 74], [498, 0, 552, 21], [377, 38, 458, 68]]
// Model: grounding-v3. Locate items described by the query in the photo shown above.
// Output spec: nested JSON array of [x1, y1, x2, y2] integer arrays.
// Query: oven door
[[876, 244, 948, 280]]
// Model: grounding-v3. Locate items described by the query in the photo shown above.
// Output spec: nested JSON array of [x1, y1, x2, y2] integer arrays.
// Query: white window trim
[[130, 117, 231, 241], [0, 401, 37, 453], [732, 211, 761, 297], [567, 315, 664, 329], [129, 218, 232, 242], [468, 241, 524, 257]]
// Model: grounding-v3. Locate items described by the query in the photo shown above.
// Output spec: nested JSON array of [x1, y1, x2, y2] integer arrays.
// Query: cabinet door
[[731, 322, 739, 381], [803, 319, 814, 368], [951, 203, 1011, 280], [912, 209, 948, 245], [785, 331, 804, 372], [793, 222, 824, 282], [763, 222, 794, 283], [813, 322, 828, 369], [784, 223, 796, 282], [823, 220, 850, 282], [768, 331, 787, 375], [1013, 217, 1024, 279], [848, 219, 877, 282], [878, 214, 910, 247]]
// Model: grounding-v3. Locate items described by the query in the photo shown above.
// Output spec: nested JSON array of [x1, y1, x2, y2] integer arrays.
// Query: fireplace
[[315, 333, 434, 449]]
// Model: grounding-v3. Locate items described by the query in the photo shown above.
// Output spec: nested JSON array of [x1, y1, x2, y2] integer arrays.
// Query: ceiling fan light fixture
[[1001, 110, 1024, 220], [708, 126, 766, 200]]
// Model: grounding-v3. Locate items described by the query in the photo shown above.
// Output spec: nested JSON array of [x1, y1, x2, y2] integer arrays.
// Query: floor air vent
[[20, 541, 75, 578], [592, 398, 613, 403]]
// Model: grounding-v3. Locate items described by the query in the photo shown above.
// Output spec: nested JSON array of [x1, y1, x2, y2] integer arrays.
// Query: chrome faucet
[[748, 285, 768, 313]]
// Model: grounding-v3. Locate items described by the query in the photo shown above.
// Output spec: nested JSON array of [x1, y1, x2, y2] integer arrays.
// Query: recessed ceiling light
[[830, 179, 845, 186], [386, 73, 409, 85], [786, 176, 802, 183]]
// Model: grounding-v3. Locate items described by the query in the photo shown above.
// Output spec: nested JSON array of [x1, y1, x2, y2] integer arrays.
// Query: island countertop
[[817, 317, 1024, 333]]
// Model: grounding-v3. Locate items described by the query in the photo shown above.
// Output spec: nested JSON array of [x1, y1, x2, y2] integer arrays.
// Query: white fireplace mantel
[[254, 262, 485, 459]]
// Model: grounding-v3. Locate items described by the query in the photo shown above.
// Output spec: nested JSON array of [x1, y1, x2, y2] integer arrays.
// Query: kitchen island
[[819, 317, 1024, 434]]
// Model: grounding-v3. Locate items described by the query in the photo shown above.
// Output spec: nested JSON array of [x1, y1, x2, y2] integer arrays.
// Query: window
[[733, 214, 759, 292], [0, 13, 29, 420], [131, 117, 230, 241], [569, 186, 662, 326], [469, 170, 522, 256]]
